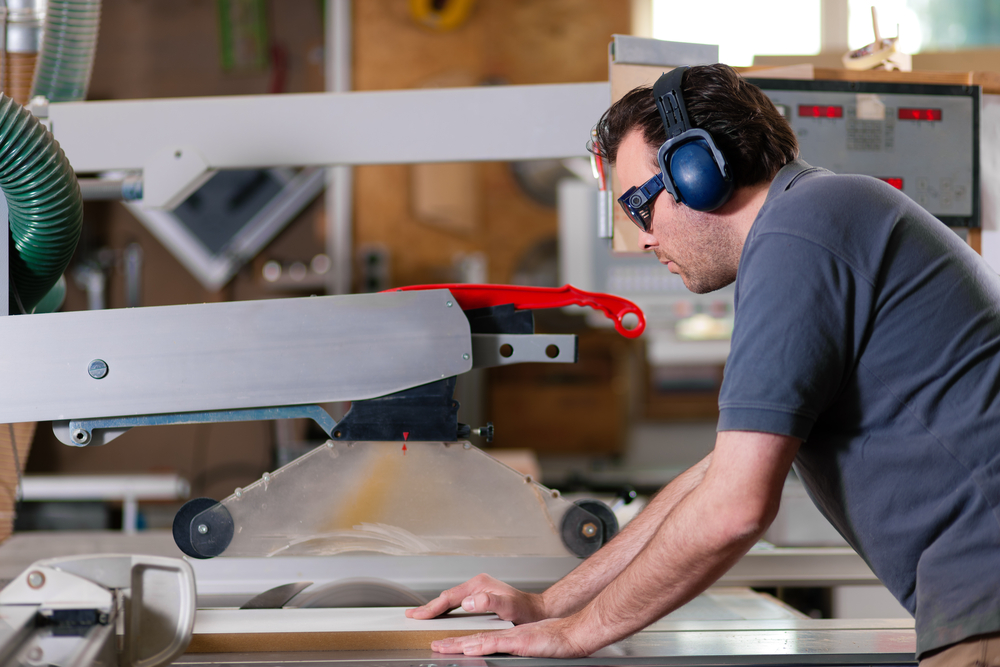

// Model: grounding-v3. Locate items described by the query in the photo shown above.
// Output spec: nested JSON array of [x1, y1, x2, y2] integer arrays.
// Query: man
[[407, 64, 1000, 665]]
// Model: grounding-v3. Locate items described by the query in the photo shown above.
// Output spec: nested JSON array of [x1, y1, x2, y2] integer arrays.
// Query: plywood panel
[[187, 607, 512, 653]]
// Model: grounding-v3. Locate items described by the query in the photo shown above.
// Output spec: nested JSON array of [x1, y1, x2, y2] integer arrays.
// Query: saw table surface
[[175, 618, 918, 666], [0, 531, 915, 665]]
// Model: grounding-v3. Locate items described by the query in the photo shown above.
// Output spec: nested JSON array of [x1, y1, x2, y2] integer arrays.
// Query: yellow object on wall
[[409, 0, 476, 32]]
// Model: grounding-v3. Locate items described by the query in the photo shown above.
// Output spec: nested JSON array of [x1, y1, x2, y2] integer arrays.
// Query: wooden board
[[186, 607, 513, 653]]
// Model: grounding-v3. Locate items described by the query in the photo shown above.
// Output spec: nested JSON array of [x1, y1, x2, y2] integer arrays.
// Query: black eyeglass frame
[[617, 172, 665, 233]]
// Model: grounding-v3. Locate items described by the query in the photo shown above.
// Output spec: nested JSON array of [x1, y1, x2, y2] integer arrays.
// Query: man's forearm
[[565, 474, 766, 649], [555, 432, 800, 653], [540, 453, 713, 618]]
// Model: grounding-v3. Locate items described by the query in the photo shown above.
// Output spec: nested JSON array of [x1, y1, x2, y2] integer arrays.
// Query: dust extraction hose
[[30, 0, 102, 104], [0, 93, 83, 313]]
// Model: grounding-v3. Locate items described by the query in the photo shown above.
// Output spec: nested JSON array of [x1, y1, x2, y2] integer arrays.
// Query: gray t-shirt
[[718, 159, 1000, 657]]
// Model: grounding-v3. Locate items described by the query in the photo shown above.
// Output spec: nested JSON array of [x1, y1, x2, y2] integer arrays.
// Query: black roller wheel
[[172, 497, 233, 559], [574, 498, 620, 545]]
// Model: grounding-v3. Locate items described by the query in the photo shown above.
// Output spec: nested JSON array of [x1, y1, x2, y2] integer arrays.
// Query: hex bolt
[[197, 524, 209, 535], [581, 523, 598, 539], [27, 571, 45, 589], [87, 359, 108, 379]]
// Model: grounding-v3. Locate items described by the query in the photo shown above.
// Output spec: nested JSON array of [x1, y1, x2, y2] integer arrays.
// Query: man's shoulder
[[759, 169, 905, 232], [748, 169, 921, 269]]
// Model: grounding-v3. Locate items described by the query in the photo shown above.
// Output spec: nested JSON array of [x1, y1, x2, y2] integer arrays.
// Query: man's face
[[616, 130, 739, 294]]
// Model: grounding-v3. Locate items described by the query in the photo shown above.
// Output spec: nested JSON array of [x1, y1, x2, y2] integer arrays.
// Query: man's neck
[[720, 182, 772, 250]]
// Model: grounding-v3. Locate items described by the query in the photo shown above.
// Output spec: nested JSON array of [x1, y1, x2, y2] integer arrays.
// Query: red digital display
[[898, 108, 942, 121], [798, 105, 844, 119], [877, 177, 904, 190]]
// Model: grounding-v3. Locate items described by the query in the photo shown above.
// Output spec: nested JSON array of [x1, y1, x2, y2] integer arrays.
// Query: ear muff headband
[[652, 67, 734, 212]]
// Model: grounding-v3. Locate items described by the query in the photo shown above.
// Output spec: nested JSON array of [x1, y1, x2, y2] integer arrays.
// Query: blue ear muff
[[652, 67, 735, 213], [670, 140, 735, 212]]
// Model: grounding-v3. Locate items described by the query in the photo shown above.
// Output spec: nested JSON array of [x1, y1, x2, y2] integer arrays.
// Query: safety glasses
[[617, 172, 665, 233]]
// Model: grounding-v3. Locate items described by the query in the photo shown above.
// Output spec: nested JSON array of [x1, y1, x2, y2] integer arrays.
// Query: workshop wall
[[22, 1, 632, 511], [25, 0, 329, 505], [352, 0, 628, 287]]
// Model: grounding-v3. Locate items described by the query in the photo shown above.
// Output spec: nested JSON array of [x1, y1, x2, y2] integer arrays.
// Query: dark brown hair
[[593, 64, 798, 189]]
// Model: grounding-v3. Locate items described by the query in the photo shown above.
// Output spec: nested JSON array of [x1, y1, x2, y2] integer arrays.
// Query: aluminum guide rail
[[0, 289, 472, 424]]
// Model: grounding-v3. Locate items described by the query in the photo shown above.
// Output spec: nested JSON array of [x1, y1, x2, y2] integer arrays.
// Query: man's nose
[[638, 229, 657, 251]]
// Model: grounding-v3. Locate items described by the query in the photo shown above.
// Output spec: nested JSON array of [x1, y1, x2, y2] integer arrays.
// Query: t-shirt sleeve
[[718, 231, 867, 440]]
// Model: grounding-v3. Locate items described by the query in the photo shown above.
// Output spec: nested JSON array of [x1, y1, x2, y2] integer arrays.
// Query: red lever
[[389, 284, 645, 338]]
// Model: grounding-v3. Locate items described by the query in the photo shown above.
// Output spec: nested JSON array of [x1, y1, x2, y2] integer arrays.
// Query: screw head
[[71, 428, 91, 445], [446, 301, 453, 307], [27, 571, 45, 588], [462, 353, 469, 360], [581, 522, 598, 538], [197, 524, 209, 535], [88, 359, 108, 379]]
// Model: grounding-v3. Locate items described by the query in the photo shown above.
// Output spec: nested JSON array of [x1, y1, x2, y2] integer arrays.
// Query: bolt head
[[88, 359, 108, 379], [27, 571, 45, 588], [581, 522, 598, 538], [197, 524, 209, 535]]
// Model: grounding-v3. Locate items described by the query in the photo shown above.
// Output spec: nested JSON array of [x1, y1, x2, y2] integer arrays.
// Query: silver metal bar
[[0, 290, 472, 423], [471, 333, 577, 368], [47, 83, 611, 173], [720, 546, 879, 587], [77, 176, 143, 201], [54, 404, 338, 447], [611, 34, 719, 66], [325, 0, 353, 295]]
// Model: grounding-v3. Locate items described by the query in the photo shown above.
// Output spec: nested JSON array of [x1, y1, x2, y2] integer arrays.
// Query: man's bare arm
[[405, 451, 714, 622], [430, 431, 800, 657], [539, 450, 714, 618]]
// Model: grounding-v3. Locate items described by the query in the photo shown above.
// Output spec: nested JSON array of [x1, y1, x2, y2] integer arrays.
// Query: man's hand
[[405, 573, 547, 624], [430, 618, 591, 658]]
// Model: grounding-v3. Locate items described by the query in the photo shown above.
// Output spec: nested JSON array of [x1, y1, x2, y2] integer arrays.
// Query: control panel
[[755, 78, 980, 227]]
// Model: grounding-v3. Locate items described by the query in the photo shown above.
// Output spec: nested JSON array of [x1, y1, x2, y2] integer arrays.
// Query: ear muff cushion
[[669, 140, 734, 212]]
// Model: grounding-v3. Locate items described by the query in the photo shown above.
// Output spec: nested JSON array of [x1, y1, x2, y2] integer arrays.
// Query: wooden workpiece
[[186, 607, 513, 653]]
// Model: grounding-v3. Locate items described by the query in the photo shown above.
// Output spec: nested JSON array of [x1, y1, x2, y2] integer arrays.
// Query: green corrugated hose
[[0, 94, 83, 314]]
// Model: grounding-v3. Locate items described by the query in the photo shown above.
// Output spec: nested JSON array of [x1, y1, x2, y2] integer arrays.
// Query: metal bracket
[[471, 333, 577, 368], [0, 554, 195, 667], [53, 404, 337, 447]]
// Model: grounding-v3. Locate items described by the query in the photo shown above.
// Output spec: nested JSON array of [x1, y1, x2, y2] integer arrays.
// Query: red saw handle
[[389, 284, 645, 338]]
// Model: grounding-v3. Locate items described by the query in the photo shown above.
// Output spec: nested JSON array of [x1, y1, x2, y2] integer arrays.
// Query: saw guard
[[186, 441, 604, 558]]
